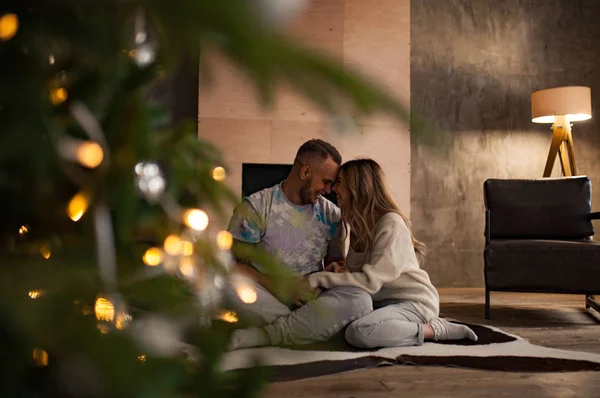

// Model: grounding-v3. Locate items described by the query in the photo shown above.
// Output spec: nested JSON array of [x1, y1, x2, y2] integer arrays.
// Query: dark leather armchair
[[483, 176, 600, 319]]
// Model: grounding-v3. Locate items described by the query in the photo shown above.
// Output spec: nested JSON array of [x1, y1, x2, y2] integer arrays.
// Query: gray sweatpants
[[225, 276, 373, 346], [345, 300, 429, 349]]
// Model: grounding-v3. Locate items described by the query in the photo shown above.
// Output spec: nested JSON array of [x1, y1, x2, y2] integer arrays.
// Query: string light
[[48, 54, 55, 65], [28, 290, 41, 299], [137, 355, 146, 363], [212, 166, 226, 181], [237, 285, 257, 304], [181, 240, 194, 256], [40, 244, 51, 259], [218, 311, 238, 323], [18, 225, 29, 235], [50, 87, 68, 105], [216, 231, 233, 250], [67, 192, 89, 221], [94, 297, 115, 322], [163, 234, 182, 256], [231, 277, 257, 304], [32, 348, 48, 367], [178, 257, 195, 278], [142, 247, 163, 266], [75, 141, 104, 168], [0, 13, 18, 41], [183, 209, 209, 231]]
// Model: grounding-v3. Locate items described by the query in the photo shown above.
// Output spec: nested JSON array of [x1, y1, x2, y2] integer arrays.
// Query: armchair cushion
[[485, 239, 600, 294]]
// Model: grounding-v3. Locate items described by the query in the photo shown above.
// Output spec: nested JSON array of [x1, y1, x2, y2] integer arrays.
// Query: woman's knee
[[344, 319, 372, 349]]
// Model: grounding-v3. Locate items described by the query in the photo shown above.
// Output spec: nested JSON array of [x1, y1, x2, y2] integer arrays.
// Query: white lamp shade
[[531, 86, 592, 123]]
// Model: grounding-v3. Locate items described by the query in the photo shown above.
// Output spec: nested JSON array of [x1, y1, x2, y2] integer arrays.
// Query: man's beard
[[300, 179, 315, 205]]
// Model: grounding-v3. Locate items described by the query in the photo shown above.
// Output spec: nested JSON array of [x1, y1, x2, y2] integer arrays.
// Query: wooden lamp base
[[543, 115, 578, 177]]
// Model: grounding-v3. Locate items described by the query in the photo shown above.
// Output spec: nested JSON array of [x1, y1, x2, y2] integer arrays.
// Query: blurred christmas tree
[[0, 1, 407, 397]]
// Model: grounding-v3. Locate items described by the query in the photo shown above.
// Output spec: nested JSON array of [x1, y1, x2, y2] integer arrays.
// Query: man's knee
[[326, 286, 373, 318]]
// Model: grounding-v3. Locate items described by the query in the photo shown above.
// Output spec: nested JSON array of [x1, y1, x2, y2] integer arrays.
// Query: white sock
[[227, 327, 271, 351], [430, 318, 478, 341]]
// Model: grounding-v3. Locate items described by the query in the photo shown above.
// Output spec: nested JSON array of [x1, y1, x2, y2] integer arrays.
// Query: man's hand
[[324, 261, 349, 273], [290, 277, 319, 307]]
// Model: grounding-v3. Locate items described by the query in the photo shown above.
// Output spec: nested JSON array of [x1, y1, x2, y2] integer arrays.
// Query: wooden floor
[[264, 289, 600, 398]]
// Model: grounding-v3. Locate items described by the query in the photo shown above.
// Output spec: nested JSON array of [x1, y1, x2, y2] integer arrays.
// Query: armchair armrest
[[485, 210, 491, 245]]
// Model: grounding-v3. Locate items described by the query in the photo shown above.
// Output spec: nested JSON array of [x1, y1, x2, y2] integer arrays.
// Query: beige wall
[[198, 0, 410, 225]]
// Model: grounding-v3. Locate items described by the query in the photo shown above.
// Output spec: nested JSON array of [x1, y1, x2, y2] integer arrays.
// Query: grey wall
[[411, 0, 600, 287]]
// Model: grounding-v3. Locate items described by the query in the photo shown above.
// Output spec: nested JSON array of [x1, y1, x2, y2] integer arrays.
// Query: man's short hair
[[295, 139, 342, 166]]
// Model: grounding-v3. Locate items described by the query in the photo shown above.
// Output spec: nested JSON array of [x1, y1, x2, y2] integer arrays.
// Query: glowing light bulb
[[50, 87, 68, 105], [67, 192, 89, 221], [218, 311, 238, 323], [179, 257, 195, 278], [32, 348, 48, 367], [94, 297, 115, 322], [48, 54, 55, 65], [115, 311, 132, 330], [163, 234, 181, 256], [40, 244, 51, 259], [143, 247, 163, 266], [76, 141, 104, 168], [137, 354, 146, 362], [18, 225, 29, 235], [212, 166, 226, 181], [236, 284, 257, 304], [183, 209, 209, 232], [216, 231, 233, 250], [0, 13, 18, 41], [28, 290, 41, 299]]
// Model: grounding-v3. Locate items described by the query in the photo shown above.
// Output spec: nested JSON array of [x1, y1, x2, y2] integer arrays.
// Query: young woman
[[308, 159, 478, 348]]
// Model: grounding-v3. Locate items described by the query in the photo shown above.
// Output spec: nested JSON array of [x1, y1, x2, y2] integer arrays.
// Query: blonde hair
[[339, 159, 426, 263]]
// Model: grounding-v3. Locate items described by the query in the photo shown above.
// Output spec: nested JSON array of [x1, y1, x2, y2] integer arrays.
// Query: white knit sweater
[[308, 212, 440, 319]]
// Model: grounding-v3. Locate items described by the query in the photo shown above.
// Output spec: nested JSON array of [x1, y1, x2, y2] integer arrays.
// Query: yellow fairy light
[[28, 290, 41, 299], [40, 244, 51, 259], [18, 225, 29, 235], [218, 310, 238, 323], [94, 297, 115, 323], [67, 192, 89, 221], [212, 166, 226, 181], [142, 247, 163, 266], [183, 209, 209, 232], [178, 257, 195, 277], [163, 234, 182, 256], [137, 354, 146, 363], [0, 13, 18, 41], [216, 231, 233, 250], [32, 348, 48, 367], [75, 141, 104, 168], [236, 284, 257, 304], [50, 87, 68, 105], [181, 240, 194, 256]]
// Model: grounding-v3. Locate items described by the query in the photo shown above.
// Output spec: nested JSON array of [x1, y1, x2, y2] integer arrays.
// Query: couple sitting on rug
[[226, 139, 478, 350]]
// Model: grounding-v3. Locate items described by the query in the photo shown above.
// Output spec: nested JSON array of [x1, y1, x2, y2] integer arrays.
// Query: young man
[[226, 139, 372, 349]]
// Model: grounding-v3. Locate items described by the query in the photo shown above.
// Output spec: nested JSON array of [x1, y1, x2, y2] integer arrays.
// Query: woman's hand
[[324, 261, 349, 273]]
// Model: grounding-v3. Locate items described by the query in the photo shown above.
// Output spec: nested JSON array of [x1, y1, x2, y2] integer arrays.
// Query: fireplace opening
[[241, 163, 337, 205]]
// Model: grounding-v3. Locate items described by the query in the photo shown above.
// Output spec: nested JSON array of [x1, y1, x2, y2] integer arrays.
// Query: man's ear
[[300, 165, 311, 180]]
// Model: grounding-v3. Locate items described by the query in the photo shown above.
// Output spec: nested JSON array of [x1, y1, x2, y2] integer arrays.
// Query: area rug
[[216, 322, 600, 382]]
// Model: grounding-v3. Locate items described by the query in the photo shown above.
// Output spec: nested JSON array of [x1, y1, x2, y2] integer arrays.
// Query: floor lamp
[[531, 86, 592, 177]]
